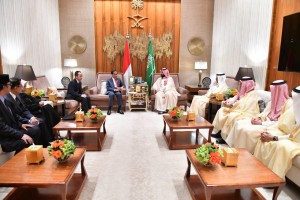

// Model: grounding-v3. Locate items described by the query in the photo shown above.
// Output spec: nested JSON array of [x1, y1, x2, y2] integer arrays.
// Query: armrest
[[198, 90, 207, 96], [177, 87, 188, 95], [88, 87, 98, 95], [151, 89, 156, 95], [121, 88, 126, 95]]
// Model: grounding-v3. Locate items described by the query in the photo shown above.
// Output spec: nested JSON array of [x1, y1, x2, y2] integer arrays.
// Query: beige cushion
[[100, 81, 107, 95], [292, 156, 300, 169]]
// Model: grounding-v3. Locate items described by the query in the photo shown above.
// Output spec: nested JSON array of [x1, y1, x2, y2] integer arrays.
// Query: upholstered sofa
[[32, 75, 80, 115], [0, 145, 14, 167], [87, 72, 126, 111], [150, 73, 188, 111], [286, 156, 300, 187]]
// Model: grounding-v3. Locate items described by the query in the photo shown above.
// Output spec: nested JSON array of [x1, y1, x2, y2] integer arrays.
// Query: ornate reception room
[[1, 0, 300, 199]]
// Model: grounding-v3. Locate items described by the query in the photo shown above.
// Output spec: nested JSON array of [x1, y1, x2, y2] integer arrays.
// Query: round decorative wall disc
[[187, 37, 205, 56], [68, 35, 87, 54]]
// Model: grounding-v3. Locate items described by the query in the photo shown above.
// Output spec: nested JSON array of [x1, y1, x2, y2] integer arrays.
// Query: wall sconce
[[64, 58, 77, 80], [14, 65, 37, 94], [194, 61, 208, 87], [234, 66, 255, 82]]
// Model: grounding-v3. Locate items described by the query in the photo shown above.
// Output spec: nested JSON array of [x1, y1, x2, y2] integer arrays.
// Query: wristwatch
[[272, 136, 278, 141]]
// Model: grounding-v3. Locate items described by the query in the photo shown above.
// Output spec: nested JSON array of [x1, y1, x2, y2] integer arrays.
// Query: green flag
[[146, 39, 156, 92]]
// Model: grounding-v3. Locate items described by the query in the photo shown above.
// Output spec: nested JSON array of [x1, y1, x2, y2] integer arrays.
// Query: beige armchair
[[150, 73, 188, 111], [87, 72, 126, 111], [32, 75, 80, 115]]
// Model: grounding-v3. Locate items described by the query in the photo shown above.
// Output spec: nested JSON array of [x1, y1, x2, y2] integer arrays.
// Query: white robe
[[152, 77, 180, 111], [212, 90, 260, 137], [225, 99, 293, 153], [254, 124, 300, 179], [190, 83, 228, 117]]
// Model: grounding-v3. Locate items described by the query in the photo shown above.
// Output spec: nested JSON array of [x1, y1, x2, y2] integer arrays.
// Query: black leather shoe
[[107, 109, 111, 115], [158, 111, 164, 114], [211, 131, 221, 138], [216, 138, 226, 144], [118, 110, 124, 114]]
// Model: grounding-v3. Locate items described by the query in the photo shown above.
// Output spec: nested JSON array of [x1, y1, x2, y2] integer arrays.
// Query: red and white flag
[[122, 40, 132, 93]]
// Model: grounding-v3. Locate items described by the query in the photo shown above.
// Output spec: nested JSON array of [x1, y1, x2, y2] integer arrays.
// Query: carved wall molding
[[103, 30, 173, 63]]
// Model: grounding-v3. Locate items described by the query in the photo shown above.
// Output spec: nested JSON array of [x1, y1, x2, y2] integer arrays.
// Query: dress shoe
[[216, 138, 226, 144], [158, 111, 164, 114], [107, 109, 111, 115], [118, 110, 124, 114], [211, 131, 221, 138]]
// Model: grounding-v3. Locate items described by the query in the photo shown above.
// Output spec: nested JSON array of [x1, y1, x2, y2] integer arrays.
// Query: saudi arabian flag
[[146, 39, 156, 92]]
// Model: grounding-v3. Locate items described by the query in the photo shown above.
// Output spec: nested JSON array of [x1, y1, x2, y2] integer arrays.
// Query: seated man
[[106, 70, 125, 115], [66, 71, 91, 113], [212, 77, 260, 143], [152, 68, 180, 114], [5, 77, 59, 146], [190, 73, 228, 117], [254, 86, 300, 179], [225, 80, 291, 153], [0, 74, 40, 153]]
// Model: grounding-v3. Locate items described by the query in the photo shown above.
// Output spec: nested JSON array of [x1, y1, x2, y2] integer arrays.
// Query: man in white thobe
[[190, 73, 228, 118], [152, 68, 180, 114], [225, 80, 291, 153]]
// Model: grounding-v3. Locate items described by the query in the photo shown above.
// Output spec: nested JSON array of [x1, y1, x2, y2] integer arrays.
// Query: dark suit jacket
[[5, 93, 34, 124], [19, 93, 42, 116], [106, 78, 124, 94], [66, 79, 83, 100], [0, 100, 23, 144]]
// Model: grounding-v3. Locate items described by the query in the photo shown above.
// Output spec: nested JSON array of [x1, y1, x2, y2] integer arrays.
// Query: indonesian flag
[[122, 40, 132, 93]]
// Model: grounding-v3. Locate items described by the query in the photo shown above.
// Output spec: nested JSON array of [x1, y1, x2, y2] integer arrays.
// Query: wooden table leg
[[169, 128, 174, 149], [163, 119, 166, 135], [81, 154, 87, 177], [97, 129, 102, 150], [208, 127, 213, 142], [184, 157, 191, 178], [59, 185, 67, 200], [272, 184, 285, 200], [103, 120, 106, 134], [205, 186, 213, 200], [54, 129, 59, 139]]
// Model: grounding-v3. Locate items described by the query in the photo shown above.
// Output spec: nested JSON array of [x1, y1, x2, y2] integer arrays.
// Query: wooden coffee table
[[0, 148, 87, 200], [53, 116, 106, 151], [185, 149, 285, 200], [162, 115, 214, 150]]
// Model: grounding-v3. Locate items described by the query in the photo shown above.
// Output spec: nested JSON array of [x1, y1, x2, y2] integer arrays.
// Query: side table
[[185, 85, 209, 103], [208, 98, 222, 122], [128, 92, 148, 111]]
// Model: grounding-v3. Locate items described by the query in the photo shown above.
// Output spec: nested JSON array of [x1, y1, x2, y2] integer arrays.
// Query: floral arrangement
[[225, 88, 238, 98], [86, 108, 103, 120], [195, 142, 223, 166], [31, 89, 45, 98], [47, 139, 76, 162], [168, 106, 184, 119]]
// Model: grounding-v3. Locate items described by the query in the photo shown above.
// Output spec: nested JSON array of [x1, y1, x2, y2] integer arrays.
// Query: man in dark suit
[[66, 71, 91, 113], [5, 77, 54, 146], [0, 74, 40, 153], [106, 70, 124, 115]]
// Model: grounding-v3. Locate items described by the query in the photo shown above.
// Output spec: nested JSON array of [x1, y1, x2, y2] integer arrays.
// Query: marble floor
[[1, 111, 300, 199]]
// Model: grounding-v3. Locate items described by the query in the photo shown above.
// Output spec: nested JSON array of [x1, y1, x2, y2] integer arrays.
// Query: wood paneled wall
[[94, 0, 181, 79], [266, 0, 300, 91]]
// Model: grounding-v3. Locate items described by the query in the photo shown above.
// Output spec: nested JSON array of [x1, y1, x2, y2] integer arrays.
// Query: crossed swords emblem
[[128, 15, 148, 29]]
